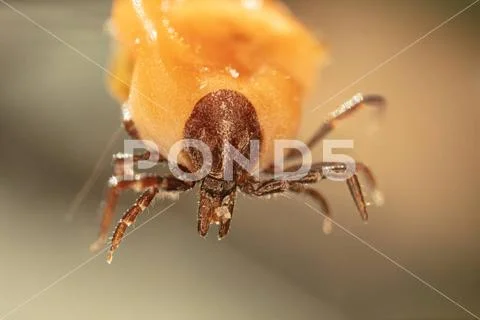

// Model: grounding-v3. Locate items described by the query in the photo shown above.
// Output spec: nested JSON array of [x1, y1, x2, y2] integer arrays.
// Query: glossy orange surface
[[108, 0, 325, 168]]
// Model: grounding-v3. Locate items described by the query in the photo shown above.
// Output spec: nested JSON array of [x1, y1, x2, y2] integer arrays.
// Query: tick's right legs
[[266, 93, 386, 172], [244, 162, 379, 223], [299, 94, 386, 157]]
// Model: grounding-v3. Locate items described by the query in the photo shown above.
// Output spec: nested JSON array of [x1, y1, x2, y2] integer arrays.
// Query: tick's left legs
[[90, 151, 166, 252], [90, 174, 195, 255], [107, 175, 196, 263], [107, 187, 158, 264]]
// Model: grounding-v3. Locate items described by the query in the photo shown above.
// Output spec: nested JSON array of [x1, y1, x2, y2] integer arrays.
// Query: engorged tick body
[[91, 0, 386, 263]]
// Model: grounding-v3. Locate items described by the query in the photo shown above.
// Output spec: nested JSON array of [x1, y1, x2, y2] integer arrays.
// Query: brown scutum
[[184, 89, 262, 180]]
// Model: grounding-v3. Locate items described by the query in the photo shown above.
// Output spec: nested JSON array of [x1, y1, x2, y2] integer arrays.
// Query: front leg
[[90, 174, 195, 252], [107, 187, 158, 264], [89, 151, 166, 252], [107, 175, 196, 263]]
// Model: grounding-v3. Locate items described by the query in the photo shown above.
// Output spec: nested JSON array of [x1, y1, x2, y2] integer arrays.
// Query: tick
[[91, 0, 386, 263]]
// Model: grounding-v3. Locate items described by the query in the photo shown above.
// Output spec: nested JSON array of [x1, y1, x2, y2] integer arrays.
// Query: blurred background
[[0, 0, 479, 319]]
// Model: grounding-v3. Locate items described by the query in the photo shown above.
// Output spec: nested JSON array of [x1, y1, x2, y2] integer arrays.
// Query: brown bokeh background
[[0, 0, 479, 319]]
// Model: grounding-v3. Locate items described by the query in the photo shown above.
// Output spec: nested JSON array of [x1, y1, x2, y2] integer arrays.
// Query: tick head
[[184, 89, 262, 239]]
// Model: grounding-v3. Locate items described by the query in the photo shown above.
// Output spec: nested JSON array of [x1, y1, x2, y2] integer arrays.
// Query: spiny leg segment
[[116, 104, 167, 176], [92, 105, 196, 262], [93, 108, 197, 261], [259, 93, 386, 228], [90, 152, 166, 252], [302, 94, 386, 154], [90, 173, 195, 254], [93, 94, 386, 260], [266, 93, 386, 172], [244, 162, 378, 222], [107, 187, 158, 264], [308, 162, 379, 220], [105, 175, 195, 263], [112, 151, 166, 177], [94, 106, 166, 244]]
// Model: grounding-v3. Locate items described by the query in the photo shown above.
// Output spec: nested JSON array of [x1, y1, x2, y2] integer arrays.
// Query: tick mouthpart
[[197, 176, 236, 239]]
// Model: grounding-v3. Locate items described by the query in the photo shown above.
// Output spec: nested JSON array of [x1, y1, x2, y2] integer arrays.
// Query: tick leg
[[112, 152, 190, 182], [90, 174, 195, 253], [89, 152, 166, 252], [301, 161, 379, 220], [303, 94, 385, 152], [266, 94, 385, 171], [122, 103, 141, 139], [346, 174, 367, 220], [107, 187, 158, 264], [245, 162, 377, 221], [311, 161, 383, 213], [119, 104, 169, 171], [112, 151, 166, 177]]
